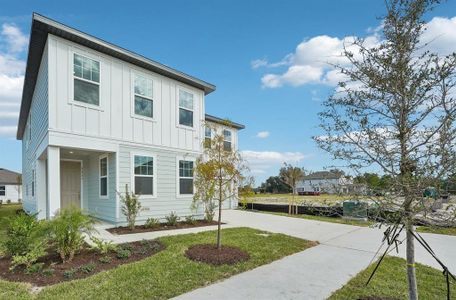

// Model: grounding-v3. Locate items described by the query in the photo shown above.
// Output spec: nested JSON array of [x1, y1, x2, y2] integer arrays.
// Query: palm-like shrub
[[118, 184, 141, 230], [49, 207, 95, 263]]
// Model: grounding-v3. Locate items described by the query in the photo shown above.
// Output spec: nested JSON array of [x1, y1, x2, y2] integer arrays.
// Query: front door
[[60, 161, 81, 210]]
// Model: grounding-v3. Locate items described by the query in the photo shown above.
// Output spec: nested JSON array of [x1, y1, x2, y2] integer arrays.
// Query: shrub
[[98, 256, 112, 264], [0, 200, 3, 205], [116, 248, 131, 259], [49, 207, 95, 263], [2, 213, 47, 269], [79, 263, 96, 274], [24, 262, 44, 274], [11, 245, 47, 270], [185, 215, 197, 225], [42, 268, 55, 277], [165, 211, 179, 226], [144, 217, 160, 229], [6, 199, 11, 204], [118, 185, 141, 230], [90, 236, 117, 254], [63, 268, 77, 279]]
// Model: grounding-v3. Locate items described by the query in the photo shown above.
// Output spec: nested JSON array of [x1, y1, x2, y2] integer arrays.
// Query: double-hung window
[[179, 160, 194, 195], [99, 156, 108, 197], [0, 186, 5, 196], [204, 126, 212, 148], [178, 90, 193, 127], [73, 53, 100, 106], [134, 74, 153, 118], [134, 155, 154, 195], [223, 129, 232, 151]]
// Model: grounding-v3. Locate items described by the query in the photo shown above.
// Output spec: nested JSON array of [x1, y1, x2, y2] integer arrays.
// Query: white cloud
[[1, 23, 28, 54], [251, 58, 268, 69], [0, 23, 27, 137], [256, 131, 270, 138], [241, 150, 307, 176], [256, 16, 456, 89]]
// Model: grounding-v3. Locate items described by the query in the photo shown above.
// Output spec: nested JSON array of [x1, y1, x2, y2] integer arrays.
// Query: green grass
[[329, 256, 456, 300], [417, 226, 456, 236], [0, 227, 314, 300], [0, 204, 22, 241]]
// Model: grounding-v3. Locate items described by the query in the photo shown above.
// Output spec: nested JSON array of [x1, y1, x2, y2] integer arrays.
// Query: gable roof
[[205, 114, 245, 130], [17, 13, 216, 140], [0, 169, 21, 185], [302, 171, 345, 180]]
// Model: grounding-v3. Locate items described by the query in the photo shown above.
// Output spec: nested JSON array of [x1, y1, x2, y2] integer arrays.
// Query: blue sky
[[1, 0, 456, 185]]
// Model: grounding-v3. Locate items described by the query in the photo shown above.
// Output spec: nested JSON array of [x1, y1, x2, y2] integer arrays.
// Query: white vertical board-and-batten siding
[[22, 42, 49, 214], [47, 34, 204, 153]]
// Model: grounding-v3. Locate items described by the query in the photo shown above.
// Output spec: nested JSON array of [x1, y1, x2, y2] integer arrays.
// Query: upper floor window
[[0, 185, 5, 196], [204, 126, 212, 148], [99, 156, 108, 197], [134, 74, 153, 118], [134, 155, 154, 196], [179, 160, 194, 195], [73, 53, 100, 106], [179, 90, 193, 127], [223, 129, 232, 151]]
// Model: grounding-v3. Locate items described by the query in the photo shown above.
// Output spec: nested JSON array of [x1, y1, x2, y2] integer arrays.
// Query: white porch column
[[36, 158, 47, 219], [47, 146, 60, 218]]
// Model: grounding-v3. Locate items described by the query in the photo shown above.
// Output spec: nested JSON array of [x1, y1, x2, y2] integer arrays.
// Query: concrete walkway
[[173, 210, 456, 300]]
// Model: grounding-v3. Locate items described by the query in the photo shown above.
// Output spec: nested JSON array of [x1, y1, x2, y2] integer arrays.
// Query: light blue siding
[[22, 43, 49, 214], [86, 153, 117, 222], [117, 144, 203, 224]]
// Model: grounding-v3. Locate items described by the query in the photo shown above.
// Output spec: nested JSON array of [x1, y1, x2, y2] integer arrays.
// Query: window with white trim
[[73, 53, 100, 106], [134, 74, 153, 118], [179, 160, 194, 195], [99, 156, 108, 197], [31, 169, 35, 197], [0, 186, 5, 196], [134, 155, 154, 195], [178, 90, 193, 127], [223, 129, 232, 151], [204, 126, 211, 148]]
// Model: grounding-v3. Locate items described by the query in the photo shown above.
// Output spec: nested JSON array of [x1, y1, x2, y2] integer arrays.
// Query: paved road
[[174, 210, 456, 300]]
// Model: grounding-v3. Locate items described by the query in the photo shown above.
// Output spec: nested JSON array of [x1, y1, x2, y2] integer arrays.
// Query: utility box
[[343, 200, 368, 220]]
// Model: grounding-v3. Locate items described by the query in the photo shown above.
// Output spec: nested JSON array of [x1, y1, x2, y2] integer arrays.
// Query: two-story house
[[296, 170, 353, 195], [17, 14, 244, 223]]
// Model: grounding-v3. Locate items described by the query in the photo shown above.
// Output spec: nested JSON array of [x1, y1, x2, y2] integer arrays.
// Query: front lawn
[[0, 204, 22, 240], [0, 227, 314, 299], [329, 256, 456, 300]]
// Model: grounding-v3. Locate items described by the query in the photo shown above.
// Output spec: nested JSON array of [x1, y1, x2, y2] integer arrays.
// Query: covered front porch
[[35, 145, 117, 221]]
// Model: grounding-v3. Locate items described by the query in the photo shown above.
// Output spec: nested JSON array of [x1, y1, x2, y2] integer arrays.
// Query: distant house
[[16, 14, 245, 222], [0, 168, 22, 203], [296, 171, 354, 195]]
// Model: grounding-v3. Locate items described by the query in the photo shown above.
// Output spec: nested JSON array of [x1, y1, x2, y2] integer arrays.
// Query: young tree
[[193, 122, 245, 249], [279, 163, 305, 214], [315, 1, 456, 298]]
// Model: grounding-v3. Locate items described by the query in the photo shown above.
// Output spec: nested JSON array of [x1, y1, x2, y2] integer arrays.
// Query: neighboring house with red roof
[[0, 168, 22, 203]]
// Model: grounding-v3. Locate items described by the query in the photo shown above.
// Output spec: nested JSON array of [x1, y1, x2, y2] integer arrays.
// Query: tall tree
[[193, 122, 246, 249], [315, 0, 456, 298], [279, 163, 305, 214], [260, 176, 292, 194]]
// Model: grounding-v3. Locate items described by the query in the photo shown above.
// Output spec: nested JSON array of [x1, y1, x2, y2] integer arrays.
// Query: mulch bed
[[107, 220, 220, 235], [185, 244, 250, 265], [0, 240, 164, 286]]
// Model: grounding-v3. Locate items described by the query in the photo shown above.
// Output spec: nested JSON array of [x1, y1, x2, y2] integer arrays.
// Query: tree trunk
[[216, 198, 222, 250], [406, 220, 419, 300]]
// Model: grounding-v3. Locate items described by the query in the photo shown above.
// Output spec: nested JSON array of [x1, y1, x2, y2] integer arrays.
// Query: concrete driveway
[[174, 210, 456, 300]]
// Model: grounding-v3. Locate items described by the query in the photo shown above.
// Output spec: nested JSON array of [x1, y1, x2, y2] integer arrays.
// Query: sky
[[1, 0, 456, 185]]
